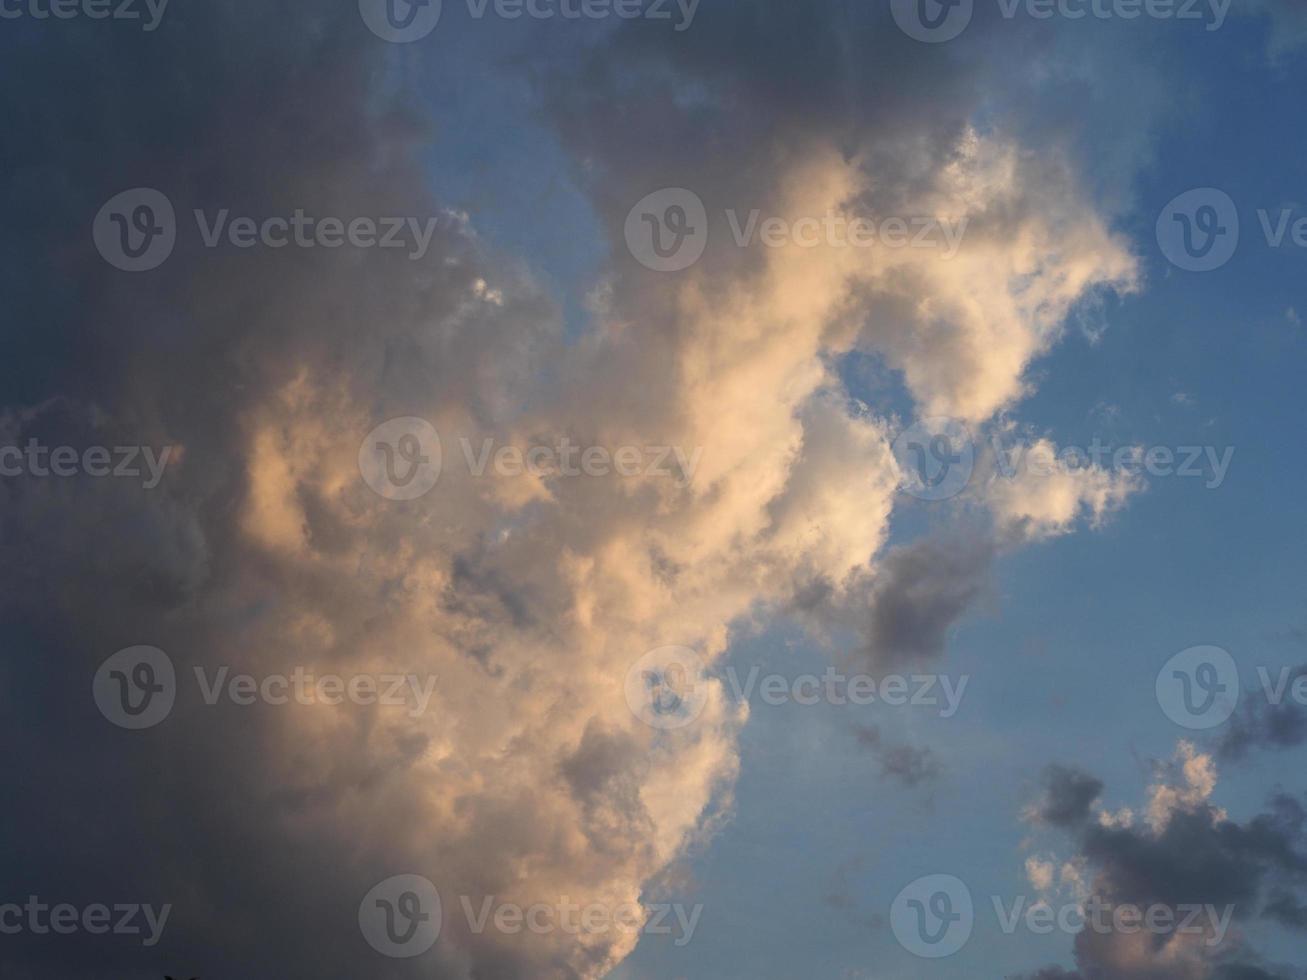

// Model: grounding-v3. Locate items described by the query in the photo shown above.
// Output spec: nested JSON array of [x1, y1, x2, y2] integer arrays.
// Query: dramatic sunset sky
[[3, 1, 1307, 977]]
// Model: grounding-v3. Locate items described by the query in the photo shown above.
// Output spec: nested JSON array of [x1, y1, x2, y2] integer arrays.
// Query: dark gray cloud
[[0, 5, 541, 979], [850, 724, 942, 788], [1220, 666, 1307, 762], [860, 534, 995, 668], [1017, 765, 1307, 979], [1031, 766, 1106, 828]]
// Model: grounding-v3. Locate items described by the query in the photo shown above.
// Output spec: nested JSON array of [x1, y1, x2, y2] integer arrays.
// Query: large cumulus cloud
[[0, 1, 1153, 978]]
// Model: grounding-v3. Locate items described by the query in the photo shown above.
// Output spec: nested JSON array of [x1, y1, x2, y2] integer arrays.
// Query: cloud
[[854, 533, 996, 668], [0, 0, 1152, 977], [1017, 744, 1307, 979], [980, 434, 1144, 542], [850, 724, 942, 788], [1220, 666, 1307, 762], [1027, 766, 1106, 828]]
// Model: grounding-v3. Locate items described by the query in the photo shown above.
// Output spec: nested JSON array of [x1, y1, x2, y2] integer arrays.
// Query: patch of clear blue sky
[[408, 9, 1306, 975]]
